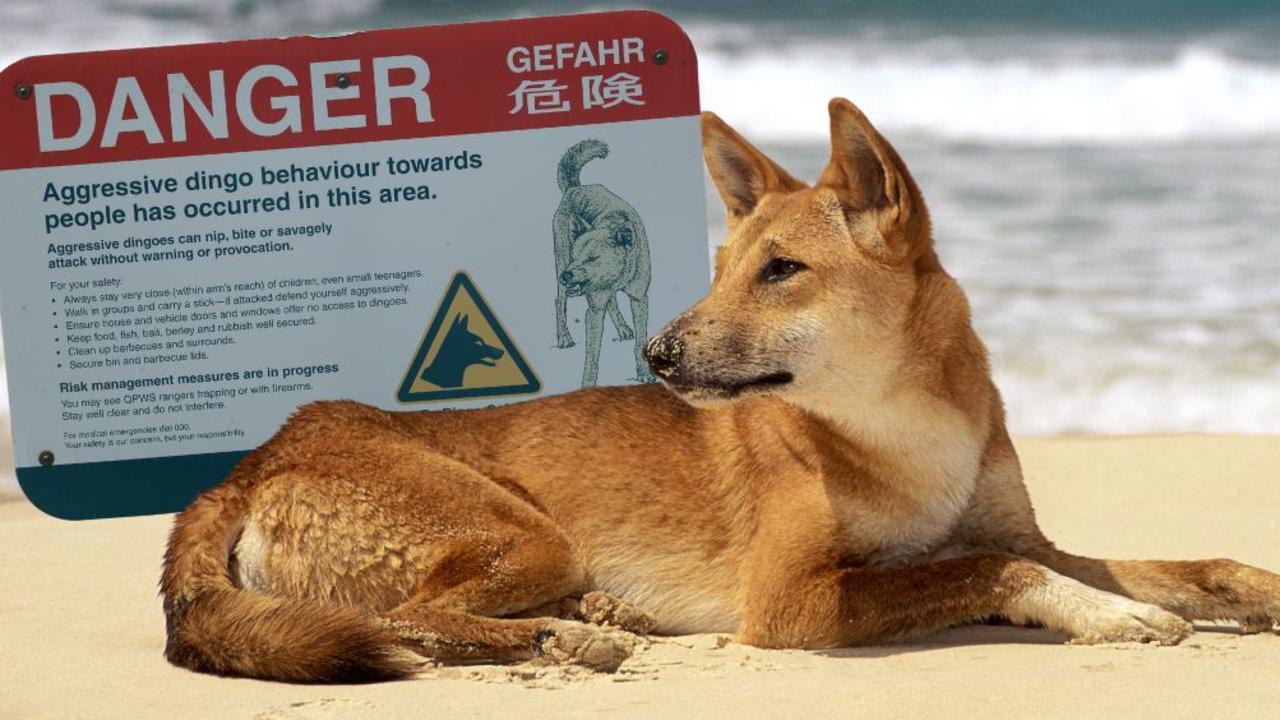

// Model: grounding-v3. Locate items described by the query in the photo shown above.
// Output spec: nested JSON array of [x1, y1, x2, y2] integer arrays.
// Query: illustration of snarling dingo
[[552, 139, 653, 386], [419, 313, 503, 389]]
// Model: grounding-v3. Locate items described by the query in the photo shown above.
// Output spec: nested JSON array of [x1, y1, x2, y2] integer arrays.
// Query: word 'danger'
[[0, 11, 707, 519], [35, 56, 434, 152]]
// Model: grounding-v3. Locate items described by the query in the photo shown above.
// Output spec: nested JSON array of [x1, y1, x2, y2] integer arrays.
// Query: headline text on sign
[[32, 37, 647, 153]]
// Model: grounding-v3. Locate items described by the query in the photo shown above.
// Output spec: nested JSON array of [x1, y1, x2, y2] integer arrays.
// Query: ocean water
[[1, 1, 1278, 489]]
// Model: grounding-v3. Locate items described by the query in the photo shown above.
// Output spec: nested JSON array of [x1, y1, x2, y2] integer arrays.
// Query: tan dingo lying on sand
[[162, 99, 1280, 682]]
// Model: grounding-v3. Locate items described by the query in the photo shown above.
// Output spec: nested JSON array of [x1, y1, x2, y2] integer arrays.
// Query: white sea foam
[[695, 38, 1280, 145], [996, 371, 1280, 437]]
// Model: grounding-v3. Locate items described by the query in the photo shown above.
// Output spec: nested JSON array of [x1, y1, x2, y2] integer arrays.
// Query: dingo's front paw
[[1009, 573, 1193, 646], [614, 326, 635, 341], [1066, 598, 1193, 646], [1187, 559, 1280, 634], [556, 333, 575, 348], [533, 620, 636, 672]]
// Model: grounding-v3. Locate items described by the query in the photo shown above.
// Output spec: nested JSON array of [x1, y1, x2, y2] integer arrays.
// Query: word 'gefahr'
[[33, 56, 433, 152], [506, 37, 644, 73]]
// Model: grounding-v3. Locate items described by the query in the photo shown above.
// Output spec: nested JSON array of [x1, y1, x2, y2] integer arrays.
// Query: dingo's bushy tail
[[160, 467, 421, 682], [557, 139, 609, 191]]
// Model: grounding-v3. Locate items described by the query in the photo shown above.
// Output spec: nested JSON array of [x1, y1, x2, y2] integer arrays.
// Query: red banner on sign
[[0, 11, 698, 170]]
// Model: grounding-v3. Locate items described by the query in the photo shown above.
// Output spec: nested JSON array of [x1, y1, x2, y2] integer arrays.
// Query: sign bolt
[[652, 49, 668, 66], [335, 74, 351, 89], [15, 82, 32, 100], [38, 450, 55, 467]]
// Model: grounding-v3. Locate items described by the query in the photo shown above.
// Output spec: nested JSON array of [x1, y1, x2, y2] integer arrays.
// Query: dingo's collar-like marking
[[162, 99, 1280, 682]]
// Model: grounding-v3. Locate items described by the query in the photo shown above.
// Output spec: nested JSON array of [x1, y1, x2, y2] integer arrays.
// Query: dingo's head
[[560, 212, 641, 297], [646, 99, 981, 417]]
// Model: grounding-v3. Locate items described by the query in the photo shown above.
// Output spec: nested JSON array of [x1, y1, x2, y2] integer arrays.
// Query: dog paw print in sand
[[636, 634, 782, 676], [425, 634, 781, 689], [253, 698, 375, 720], [428, 633, 658, 690], [433, 658, 631, 689]]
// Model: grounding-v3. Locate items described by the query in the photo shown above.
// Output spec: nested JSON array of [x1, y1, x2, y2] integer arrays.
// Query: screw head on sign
[[38, 450, 55, 467], [335, 74, 351, 89], [652, 49, 669, 66], [15, 82, 32, 100]]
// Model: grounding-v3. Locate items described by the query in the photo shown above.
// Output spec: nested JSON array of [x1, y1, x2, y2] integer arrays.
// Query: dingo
[[163, 99, 1280, 682], [552, 139, 653, 386]]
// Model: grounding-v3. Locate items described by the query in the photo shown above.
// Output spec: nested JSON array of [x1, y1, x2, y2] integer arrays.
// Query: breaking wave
[[696, 38, 1280, 145]]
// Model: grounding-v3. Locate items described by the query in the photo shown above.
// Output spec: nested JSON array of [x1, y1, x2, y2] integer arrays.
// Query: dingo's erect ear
[[820, 99, 932, 262], [611, 224, 635, 247], [701, 111, 805, 228]]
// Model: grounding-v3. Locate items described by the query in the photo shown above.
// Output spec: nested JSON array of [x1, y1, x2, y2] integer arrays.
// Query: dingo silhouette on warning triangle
[[397, 272, 541, 403]]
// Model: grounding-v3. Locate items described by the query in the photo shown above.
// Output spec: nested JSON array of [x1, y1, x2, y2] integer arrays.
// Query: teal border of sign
[[396, 271, 541, 403], [16, 450, 247, 520]]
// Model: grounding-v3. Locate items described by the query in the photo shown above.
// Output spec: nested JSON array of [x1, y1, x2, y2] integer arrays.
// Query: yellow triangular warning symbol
[[397, 271, 541, 403]]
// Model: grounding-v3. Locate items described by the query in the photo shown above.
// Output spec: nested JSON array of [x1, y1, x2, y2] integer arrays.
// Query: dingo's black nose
[[644, 334, 683, 378], [559, 270, 574, 284]]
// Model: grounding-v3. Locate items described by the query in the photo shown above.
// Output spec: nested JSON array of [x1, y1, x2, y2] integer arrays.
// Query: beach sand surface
[[3, 435, 1280, 719]]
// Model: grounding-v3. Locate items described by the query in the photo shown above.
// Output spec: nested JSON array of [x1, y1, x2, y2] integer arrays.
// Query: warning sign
[[0, 11, 708, 518], [398, 272, 540, 402]]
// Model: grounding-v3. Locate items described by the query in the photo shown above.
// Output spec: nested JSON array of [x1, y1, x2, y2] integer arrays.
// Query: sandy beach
[[2, 434, 1279, 719]]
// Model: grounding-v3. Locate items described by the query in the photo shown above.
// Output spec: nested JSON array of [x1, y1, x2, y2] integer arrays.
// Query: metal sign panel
[[0, 11, 707, 519]]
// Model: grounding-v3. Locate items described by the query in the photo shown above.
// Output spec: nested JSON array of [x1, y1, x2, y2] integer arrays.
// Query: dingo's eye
[[762, 258, 806, 283]]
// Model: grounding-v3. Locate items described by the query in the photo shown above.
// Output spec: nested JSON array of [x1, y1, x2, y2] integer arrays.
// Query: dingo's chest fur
[[823, 404, 985, 564]]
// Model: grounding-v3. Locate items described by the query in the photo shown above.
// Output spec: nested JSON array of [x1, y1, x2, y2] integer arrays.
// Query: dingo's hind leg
[[364, 447, 639, 670], [365, 451, 637, 670], [366, 466, 640, 671], [380, 605, 635, 671], [240, 427, 638, 671], [241, 446, 587, 617]]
